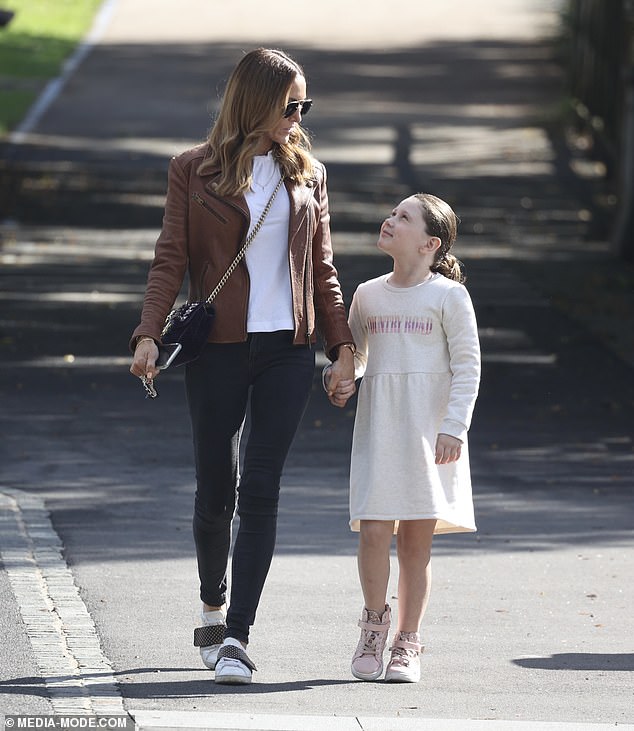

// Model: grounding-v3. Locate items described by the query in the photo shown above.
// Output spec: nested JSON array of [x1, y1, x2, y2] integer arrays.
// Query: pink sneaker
[[351, 605, 391, 681], [385, 631, 423, 683]]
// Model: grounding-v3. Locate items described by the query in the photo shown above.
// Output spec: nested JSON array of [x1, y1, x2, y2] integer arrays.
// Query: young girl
[[326, 193, 481, 683]]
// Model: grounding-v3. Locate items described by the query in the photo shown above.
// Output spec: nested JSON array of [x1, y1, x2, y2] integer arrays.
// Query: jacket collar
[[198, 147, 313, 224]]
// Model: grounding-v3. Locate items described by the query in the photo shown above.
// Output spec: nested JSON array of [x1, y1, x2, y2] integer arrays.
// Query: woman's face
[[259, 74, 307, 152]]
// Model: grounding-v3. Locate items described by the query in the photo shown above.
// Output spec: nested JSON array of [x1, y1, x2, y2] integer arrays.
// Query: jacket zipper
[[304, 228, 313, 347], [192, 192, 229, 223]]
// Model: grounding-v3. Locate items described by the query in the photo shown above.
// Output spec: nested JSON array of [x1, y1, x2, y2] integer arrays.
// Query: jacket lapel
[[200, 161, 250, 219], [198, 155, 313, 231], [287, 179, 311, 239]]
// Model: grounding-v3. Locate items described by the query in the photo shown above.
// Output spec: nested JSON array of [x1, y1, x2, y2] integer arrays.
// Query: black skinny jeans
[[185, 330, 314, 644]]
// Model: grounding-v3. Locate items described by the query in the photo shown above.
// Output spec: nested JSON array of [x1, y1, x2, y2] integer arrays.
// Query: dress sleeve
[[439, 285, 481, 441], [348, 288, 368, 380]]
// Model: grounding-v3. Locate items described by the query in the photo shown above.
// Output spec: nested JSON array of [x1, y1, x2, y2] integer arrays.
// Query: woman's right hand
[[130, 338, 160, 380]]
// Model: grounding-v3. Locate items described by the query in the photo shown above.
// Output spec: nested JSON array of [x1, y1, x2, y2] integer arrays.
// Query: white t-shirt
[[244, 151, 294, 333]]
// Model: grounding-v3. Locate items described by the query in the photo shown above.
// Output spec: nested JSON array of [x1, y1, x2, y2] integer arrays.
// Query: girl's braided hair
[[415, 193, 465, 283]]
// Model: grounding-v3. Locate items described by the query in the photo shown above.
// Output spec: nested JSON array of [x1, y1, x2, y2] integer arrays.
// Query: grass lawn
[[0, 0, 103, 136]]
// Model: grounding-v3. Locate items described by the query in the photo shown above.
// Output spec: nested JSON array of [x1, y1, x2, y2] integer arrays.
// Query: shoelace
[[361, 630, 380, 652], [391, 647, 418, 667], [390, 646, 415, 666], [360, 610, 385, 654]]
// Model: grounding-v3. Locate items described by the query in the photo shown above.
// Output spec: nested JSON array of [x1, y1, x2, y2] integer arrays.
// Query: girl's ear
[[424, 236, 442, 253]]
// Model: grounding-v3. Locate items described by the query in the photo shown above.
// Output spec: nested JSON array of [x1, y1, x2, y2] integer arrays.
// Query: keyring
[[141, 375, 158, 399]]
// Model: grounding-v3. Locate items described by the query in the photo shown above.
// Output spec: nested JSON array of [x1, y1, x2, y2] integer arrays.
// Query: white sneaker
[[194, 607, 226, 670], [214, 637, 257, 685]]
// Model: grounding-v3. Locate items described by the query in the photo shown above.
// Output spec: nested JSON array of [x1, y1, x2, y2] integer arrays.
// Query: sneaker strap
[[358, 618, 390, 632], [390, 637, 423, 654], [217, 643, 257, 671], [193, 624, 226, 647]]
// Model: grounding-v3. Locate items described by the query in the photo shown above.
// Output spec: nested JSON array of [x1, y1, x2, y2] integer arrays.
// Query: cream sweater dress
[[348, 273, 481, 534]]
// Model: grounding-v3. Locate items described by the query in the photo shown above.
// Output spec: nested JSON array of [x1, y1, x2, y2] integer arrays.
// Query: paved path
[[1, 0, 633, 729]]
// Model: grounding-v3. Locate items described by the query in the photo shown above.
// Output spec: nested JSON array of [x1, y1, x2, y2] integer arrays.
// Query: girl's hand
[[329, 378, 355, 407], [435, 433, 462, 464], [323, 366, 355, 408]]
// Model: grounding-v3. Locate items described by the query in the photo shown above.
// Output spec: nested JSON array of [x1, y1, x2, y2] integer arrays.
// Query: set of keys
[[141, 375, 158, 399]]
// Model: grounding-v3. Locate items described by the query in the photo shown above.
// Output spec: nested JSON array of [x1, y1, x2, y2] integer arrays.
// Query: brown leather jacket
[[130, 143, 353, 359]]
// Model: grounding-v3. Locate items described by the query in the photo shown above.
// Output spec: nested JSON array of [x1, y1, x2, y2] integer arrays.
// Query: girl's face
[[260, 75, 307, 152], [377, 196, 428, 255]]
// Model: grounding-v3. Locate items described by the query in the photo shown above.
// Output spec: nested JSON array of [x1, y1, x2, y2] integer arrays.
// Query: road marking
[[0, 488, 126, 715]]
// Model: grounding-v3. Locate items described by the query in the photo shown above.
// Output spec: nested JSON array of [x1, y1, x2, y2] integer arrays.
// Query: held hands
[[325, 370, 355, 407], [435, 433, 462, 464], [324, 346, 356, 408]]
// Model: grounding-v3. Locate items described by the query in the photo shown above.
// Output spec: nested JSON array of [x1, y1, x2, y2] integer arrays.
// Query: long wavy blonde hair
[[198, 48, 315, 196], [415, 193, 465, 283]]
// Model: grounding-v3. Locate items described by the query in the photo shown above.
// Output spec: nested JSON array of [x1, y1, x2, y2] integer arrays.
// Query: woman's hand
[[130, 338, 159, 380], [435, 433, 462, 464]]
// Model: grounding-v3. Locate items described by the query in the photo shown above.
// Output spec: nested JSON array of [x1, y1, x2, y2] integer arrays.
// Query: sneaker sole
[[385, 670, 420, 683], [214, 673, 252, 685], [351, 663, 383, 681]]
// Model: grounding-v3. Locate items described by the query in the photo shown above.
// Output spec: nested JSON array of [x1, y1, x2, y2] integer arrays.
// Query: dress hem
[[349, 515, 476, 535]]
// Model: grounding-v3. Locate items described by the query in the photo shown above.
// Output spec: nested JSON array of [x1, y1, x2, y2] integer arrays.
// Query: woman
[[129, 48, 355, 684]]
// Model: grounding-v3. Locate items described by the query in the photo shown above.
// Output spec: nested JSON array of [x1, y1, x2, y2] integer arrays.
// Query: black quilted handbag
[[161, 301, 216, 367]]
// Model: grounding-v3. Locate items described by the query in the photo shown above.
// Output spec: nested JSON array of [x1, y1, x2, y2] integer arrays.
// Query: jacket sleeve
[[310, 162, 354, 359], [439, 285, 481, 442], [129, 156, 190, 351]]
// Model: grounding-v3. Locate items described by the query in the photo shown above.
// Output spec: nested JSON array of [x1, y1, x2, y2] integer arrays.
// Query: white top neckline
[[251, 151, 277, 192], [383, 272, 441, 292]]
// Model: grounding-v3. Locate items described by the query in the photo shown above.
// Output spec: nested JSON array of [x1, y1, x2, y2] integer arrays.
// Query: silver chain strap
[[205, 176, 284, 305]]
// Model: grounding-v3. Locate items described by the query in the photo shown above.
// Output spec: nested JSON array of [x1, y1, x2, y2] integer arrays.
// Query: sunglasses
[[283, 98, 312, 118]]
